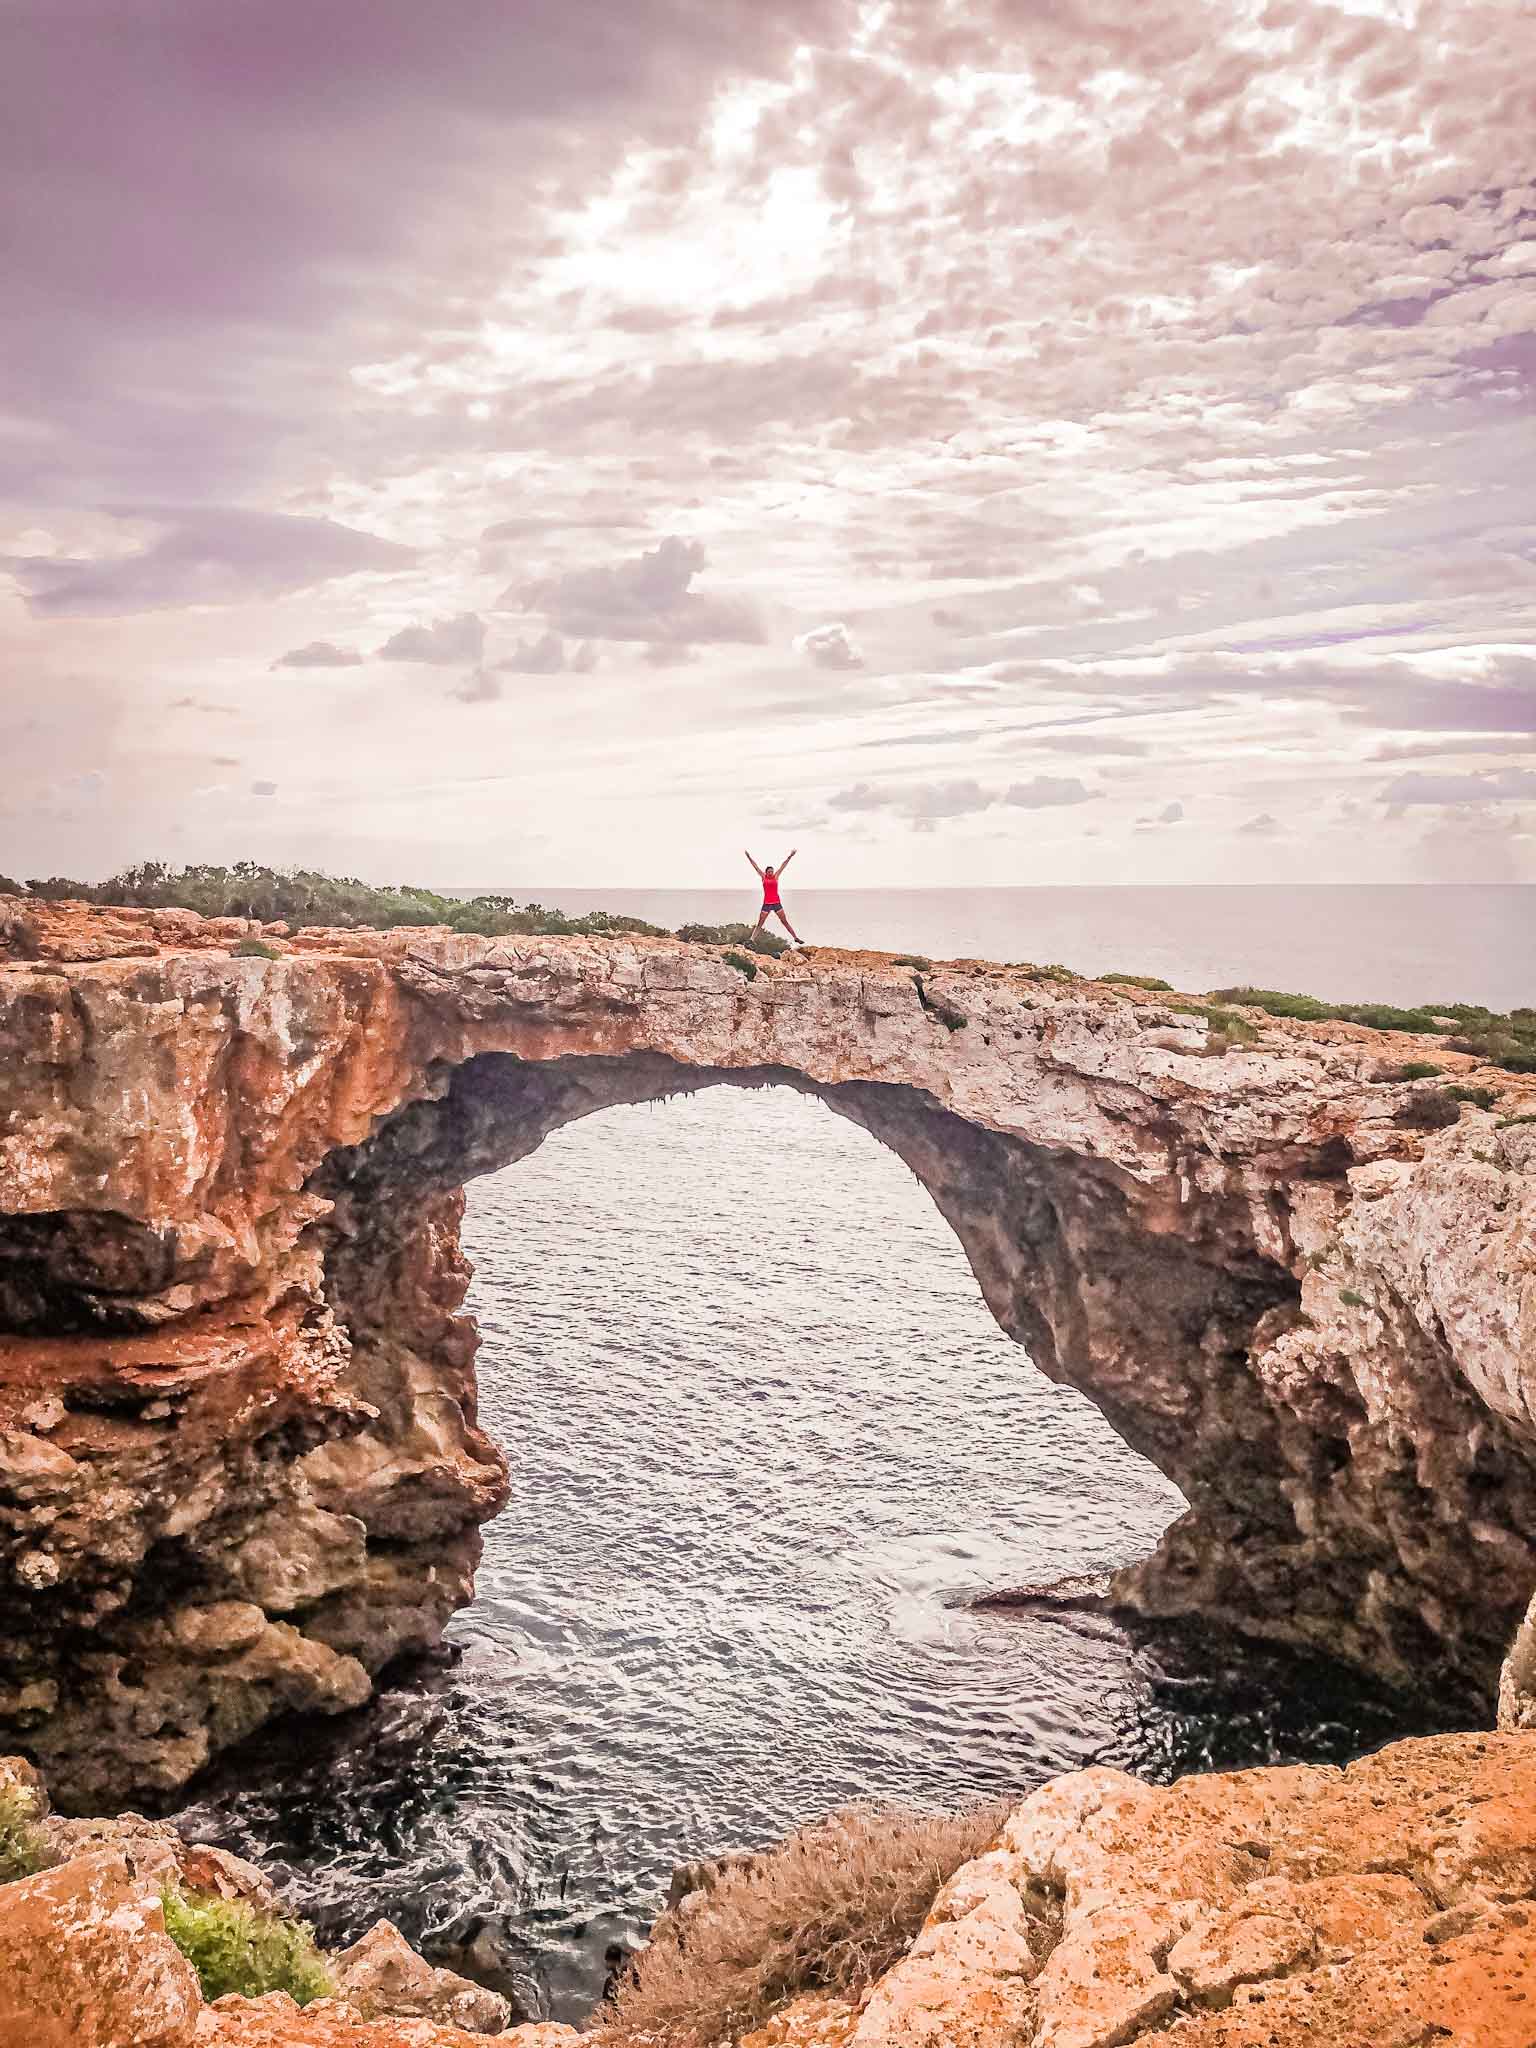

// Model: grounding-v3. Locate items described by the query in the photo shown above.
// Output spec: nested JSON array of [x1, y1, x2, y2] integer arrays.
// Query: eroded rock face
[[849, 1730, 1536, 2048], [1, 900, 1534, 1803]]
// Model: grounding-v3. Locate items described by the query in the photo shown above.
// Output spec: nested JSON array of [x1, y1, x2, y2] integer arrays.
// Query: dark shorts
[[760, 902, 784, 915]]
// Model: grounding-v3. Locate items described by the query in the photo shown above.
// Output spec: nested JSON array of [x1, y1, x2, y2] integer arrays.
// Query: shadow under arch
[[303, 1047, 1319, 1690]]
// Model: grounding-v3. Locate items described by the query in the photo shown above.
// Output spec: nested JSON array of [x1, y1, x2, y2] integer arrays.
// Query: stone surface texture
[[1, 900, 1535, 1804], [331, 1918, 514, 2033], [3, 1734, 1536, 2044], [718, 1731, 1536, 2048], [0, 1844, 203, 2048]]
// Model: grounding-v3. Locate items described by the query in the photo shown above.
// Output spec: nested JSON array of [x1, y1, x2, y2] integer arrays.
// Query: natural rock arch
[[1, 901, 1533, 1808]]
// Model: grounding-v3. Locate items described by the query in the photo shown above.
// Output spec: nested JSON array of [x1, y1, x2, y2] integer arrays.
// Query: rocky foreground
[[4, 1732, 1535, 2046]]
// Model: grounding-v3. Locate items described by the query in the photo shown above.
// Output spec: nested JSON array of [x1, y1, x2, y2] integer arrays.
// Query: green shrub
[[24, 876, 92, 901], [1497, 1113, 1536, 1130], [51, 862, 669, 942], [0, 875, 22, 897], [600, 1803, 1022, 2048], [1097, 972, 1172, 991], [1210, 986, 1536, 1077], [1213, 986, 1333, 1023], [1034, 963, 1079, 983], [677, 922, 789, 957], [1339, 1288, 1368, 1309], [1213, 987, 1439, 1034], [1377, 1061, 1443, 1083], [161, 1887, 334, 2006], [1170, 1002, 1258, 1048], [892, 954, 932, 971], [1446, 1086, 1499, 1110], [232, 937, 280, 960], [0, 1786, 49, 1885], [722, 950, 758, 981], [1394, 1089, 1462, 1132]]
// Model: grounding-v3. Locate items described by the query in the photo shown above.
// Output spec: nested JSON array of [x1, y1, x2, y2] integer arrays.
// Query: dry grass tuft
[[598, 1800, 1012, 2047]]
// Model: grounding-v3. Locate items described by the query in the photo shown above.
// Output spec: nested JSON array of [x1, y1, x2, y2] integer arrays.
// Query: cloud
[[527, 536, 763, 645], [272, 640, 364, 669], [453, 669, 502, 704], [1238, 813, 1282, 835], [1379, 767, 1536, 806], [251, 780, 278, 797], [0, 0, 842, 499], [1001, 777, 1101, 810], [497, 631, 596, 675], [1033, 732, 1151, 757], [996, 654, 1536, 738], [1372, 736, 1536, 762], [798, 622, 865, 670], [379, 613, 486, 664], [828, 775, 1099, 827], [5, 509, 413, 617]]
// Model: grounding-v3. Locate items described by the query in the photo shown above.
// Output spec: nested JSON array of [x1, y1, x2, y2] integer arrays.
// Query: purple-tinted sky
[[3, 0, 1534, 885]]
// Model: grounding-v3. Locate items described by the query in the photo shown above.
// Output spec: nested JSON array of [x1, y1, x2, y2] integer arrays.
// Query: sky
[[3, 0, 1535, 889]]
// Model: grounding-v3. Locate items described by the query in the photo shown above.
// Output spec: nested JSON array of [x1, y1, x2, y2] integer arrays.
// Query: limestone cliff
[[1, 898, 1534, 1806]]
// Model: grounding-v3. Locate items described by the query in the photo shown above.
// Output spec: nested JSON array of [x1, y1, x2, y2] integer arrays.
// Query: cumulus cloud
[[453, 669, 502, 704], [527, 537, 763, 645], [272, 640, 363, 669], [251, 780, 278, 797], [1379, 767, 1536, 806], [1238, 813, 1282, 835], [497, 631, 597, 675], [798, 622, 865, 670], [5, 509, 412, 617], [828, 775, 1099, 828], [379, 613, 486, 664], [1002, 777, 1101, 810]]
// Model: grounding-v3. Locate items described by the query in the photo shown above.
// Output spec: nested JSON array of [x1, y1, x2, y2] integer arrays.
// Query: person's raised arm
[[744, 849, 763, 876], [777, 848, 798, 873]]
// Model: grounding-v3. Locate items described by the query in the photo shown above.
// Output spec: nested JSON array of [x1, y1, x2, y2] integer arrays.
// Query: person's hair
[[764, 863, 775, 871]]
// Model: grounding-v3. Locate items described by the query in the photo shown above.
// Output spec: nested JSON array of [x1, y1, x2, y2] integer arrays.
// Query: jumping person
[[744, 848, 803, 944]]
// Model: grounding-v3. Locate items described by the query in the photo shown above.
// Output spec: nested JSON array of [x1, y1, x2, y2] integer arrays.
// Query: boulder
[[0, 1846, 201, 2048], [331, 1919, 513, 2034]]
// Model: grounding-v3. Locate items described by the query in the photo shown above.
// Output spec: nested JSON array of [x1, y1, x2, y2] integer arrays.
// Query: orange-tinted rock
[[1, 900, 1533, 1802], [330, 1919, 512, 2034], [840, 1730, 1536, 2048], [0, 1845, 202, 2048], [193, 1998, 577, 2046]]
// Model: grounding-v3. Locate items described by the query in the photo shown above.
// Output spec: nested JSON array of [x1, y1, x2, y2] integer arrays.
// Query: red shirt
[[762, 872, 781, 905]]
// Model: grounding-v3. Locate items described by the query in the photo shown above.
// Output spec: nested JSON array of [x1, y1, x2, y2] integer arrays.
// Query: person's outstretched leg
[[774, 907, 802, 944]]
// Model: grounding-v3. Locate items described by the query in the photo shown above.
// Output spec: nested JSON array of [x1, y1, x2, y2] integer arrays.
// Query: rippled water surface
[[182, 1085, 1457, 2022]]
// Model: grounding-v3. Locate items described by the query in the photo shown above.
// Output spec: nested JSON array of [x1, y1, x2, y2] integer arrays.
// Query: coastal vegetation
[[2, 862, 1530, 1070], [601, 1802, 1017, 2047], [1215, 987, 1536, 1074], [677, 921, 790, 956], [0, 1786, 47, 1885], [160, 1886, 335, 2006]]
